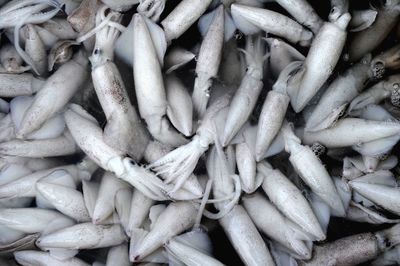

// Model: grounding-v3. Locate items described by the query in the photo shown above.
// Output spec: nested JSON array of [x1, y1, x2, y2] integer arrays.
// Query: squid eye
[[373, 61, 384, 70], [234, 30, 243, 40], [94, 48, 101, 55], [128, 159, 137, 166], [147, 1, 154, 10]]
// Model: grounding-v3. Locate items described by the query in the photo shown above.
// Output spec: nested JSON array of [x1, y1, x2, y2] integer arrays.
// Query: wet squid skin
[[3, 0, 400, 265]]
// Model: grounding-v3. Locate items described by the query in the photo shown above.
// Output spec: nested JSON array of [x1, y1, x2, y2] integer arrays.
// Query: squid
[[132, 13, 187, 147], [231, 4, 313, 46], [165, 236, 224, 266], [129, 201, 198, 262], [15, 250, 90, 266], [149, 91, 232, 193], [371, 43, 400, 71], [349, 74, 400, 112], [350, 105, 399, 167], [305, 54, 379, 132], [36, 223, 127, 250], [106, 244, 130, 266], [222, 34, 267, 146], [161, 0, 213, 42], [254, 62, 299, 161], [287, 5, 351, 112], [219, 205, 275, 266], [258, 161, 325, 241], [90, 6, 149, 161], [281, 122, 346, 216], [0, 44, 30, 74], [274, 0, 323, 34], [372, 245, 400, 266], [165, 75, 193, 137], [0, 208, 74, 235], [137, 0, 166, 22], [299, 224, 400, 265], [24, 24, 47, 76], [92, 171, 129, 224], [16, 50, 88, 138], [303, 118, 400, 148], [0, 0, 62, 74], [192, 5, 224, 119], [346, 201, 400, 224], [349, 176, 400, 216], [347, 0, 400, 62], [36, 181, 90, 222], [64, 104, 201, 201], [205, 144, 274, 266], [267, 38, 305, 79], [243, 192, 312, 259], [48, 40, 79, 71]]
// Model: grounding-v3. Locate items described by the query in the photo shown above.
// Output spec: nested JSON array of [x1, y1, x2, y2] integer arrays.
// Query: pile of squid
[[2, 0, 400, 265]]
